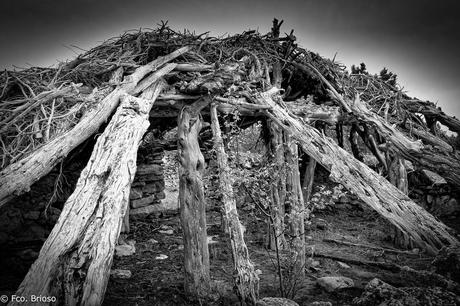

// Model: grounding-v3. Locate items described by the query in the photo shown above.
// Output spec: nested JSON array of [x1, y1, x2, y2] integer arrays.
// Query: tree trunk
[[210, 103, 259, 305], [256, 88, 458, 255], [284, 134, 306, 278], [177, 99, 211, 299], [12, 81, 165, 306], [0, 47, 190, 208], [267, 121, 287, 250]]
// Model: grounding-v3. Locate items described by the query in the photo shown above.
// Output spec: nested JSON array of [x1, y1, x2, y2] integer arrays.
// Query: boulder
[[317, 276, 354, 292], [131, 195, 156, 209], [129, 187, 143, 200], [115, 244, 136, 257], [110, 269, 132, 279]]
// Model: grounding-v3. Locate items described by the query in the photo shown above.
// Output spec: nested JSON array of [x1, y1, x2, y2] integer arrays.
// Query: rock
[[420, 169, 447, 186], [155, 191, 166, 200], [155, 254, 168, 260], [129, 188, 143, 200], [110, 269, 132, 279], [309, 302, 332, 306], [131, 195, 156, 209], [256, 297, 299, 306], [337, 261, 351, 269], [130, 202, 170, 218], [132, 181, 146, 187], [306, 258, 320, 268], [315, 218, 328, 230], [24, 211, 41, 220], [142, 182, 164, 194], [159, 229, 174, 235], [353, 278, 458, 306], [317, 276, 354, 292], [115, 244, 136, 257], [136, 164, 163, 175], [433, 197, 460, 217]]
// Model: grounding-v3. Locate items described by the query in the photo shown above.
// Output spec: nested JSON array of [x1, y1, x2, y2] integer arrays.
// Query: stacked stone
[[129, 141, 166, 217], [409, 169, 459, 218]]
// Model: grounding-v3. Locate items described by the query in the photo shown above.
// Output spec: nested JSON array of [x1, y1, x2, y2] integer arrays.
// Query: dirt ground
[[103, 189, 456, 306]]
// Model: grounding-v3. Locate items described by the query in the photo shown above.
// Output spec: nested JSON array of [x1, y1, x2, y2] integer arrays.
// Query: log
[[210, 103, 259, 305], [177, 98, 211, 299], [255, 88, 458, 255], [0, 47, 190, 208], [294, 61, 460, 189], [403, 99, 460, 134], [12, 81, 165, 306]]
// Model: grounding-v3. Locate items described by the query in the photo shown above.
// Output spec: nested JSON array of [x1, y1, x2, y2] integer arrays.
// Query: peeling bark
[[210, 104, 259, 305], [13, 82, 165, 306]]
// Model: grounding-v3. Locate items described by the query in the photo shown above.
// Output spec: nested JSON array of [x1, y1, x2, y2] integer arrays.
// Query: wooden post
[[302, 155, 316, 210], [267, 121, 287, 250], [256, 89, 458, 254], [210, 103, 259, 305], [12, 81, 166, 306], [284, 133, 306, 278], [177, 98, 211, 299]]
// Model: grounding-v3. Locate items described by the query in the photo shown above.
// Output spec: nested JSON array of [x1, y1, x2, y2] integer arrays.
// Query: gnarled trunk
[[13, 82, 165, 306], [177, 99, 211, 299]]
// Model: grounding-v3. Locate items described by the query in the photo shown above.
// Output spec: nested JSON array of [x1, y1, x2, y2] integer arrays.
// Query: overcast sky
[[1, 0, 459, 118]]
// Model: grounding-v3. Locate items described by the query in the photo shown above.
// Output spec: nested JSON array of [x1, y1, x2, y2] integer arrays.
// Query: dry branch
[[13, 81, 165, 305], [0, 48, 188, 207]]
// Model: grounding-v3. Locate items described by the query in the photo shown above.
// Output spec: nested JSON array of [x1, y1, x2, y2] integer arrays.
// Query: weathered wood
[[177, 98, 211, 299], [13, 81, 165, 306], [210, 103, 259, 305], [0, 48, 189, 208], [256, 88, 458, 255], [387, 153, 408, 195], [284, 134, 306, 278], [302, 155, 316, 207], [403, 99, 460, 134], [267, 120, 287, 250]]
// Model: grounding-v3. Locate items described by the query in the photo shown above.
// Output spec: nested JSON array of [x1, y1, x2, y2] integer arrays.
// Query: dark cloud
[[1, 0, 459, 117]]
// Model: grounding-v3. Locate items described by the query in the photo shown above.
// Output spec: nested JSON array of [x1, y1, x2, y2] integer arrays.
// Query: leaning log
[[0, 47, 190, 208], [255, 88, 458, 255], [12, 81, 165, 306], [210, 103, 259, 305], [177, 98, 211, 299]]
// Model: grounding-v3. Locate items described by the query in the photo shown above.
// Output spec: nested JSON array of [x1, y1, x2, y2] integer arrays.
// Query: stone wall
[[129, 139, 167, 218]]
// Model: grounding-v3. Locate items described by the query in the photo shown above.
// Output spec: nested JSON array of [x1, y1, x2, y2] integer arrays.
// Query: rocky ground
[[103, 160, 460, 305]]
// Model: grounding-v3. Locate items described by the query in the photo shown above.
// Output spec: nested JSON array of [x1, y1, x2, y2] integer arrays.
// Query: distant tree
[[351, 62, 368, 75], [379, 67, 397, 87]]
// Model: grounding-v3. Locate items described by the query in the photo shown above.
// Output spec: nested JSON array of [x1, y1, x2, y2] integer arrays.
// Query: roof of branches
[[0, 20, 458, 170]]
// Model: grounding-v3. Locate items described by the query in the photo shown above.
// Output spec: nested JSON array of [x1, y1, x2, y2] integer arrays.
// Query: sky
[[1, 0, 459, 118]]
